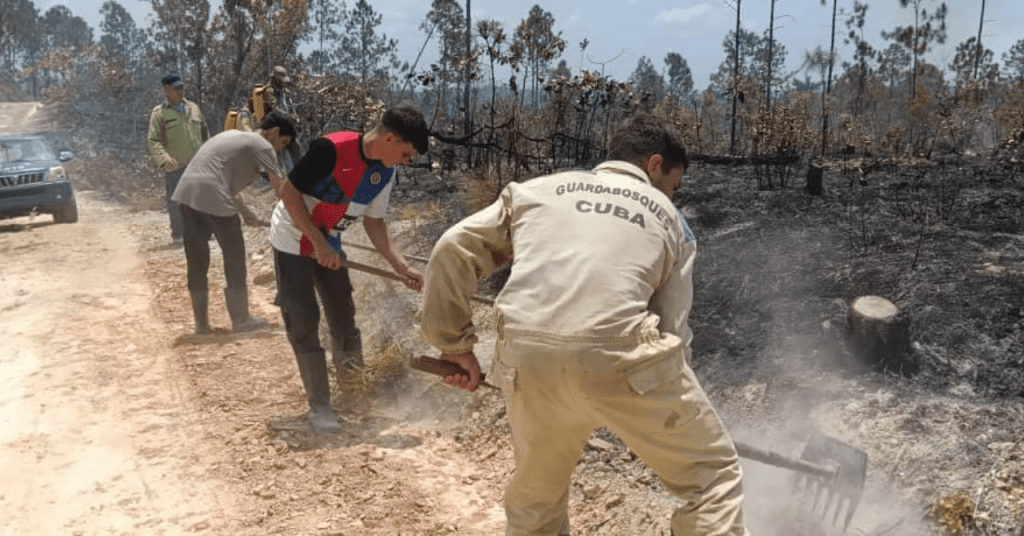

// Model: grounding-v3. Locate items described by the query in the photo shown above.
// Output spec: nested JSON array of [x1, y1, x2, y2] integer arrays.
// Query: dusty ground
[[2, 101, 1023, 535]]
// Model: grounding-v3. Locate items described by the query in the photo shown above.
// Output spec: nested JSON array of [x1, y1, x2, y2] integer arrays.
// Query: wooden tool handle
[[336, 258, 495, 306], [408, 355, 498, 390]]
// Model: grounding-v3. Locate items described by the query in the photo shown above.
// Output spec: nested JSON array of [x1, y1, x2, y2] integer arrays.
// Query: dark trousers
[[180, 204, 248, 293], [165, 168, 185, 239], [273, 248, 360, 355]]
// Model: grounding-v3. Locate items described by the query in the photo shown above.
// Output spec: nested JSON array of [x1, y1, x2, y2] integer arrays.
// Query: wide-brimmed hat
[[272, 66, 291, 84]]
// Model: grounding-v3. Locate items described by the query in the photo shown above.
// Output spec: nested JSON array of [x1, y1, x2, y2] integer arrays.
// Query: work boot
[[330, 333, 364, 387], [294, 351, 342, 434], [189, 291, 211, 334], [224, 286, 268, 332]]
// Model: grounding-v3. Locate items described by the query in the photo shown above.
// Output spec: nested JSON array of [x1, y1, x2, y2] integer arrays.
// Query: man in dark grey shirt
[[172, 110, 294, 334]]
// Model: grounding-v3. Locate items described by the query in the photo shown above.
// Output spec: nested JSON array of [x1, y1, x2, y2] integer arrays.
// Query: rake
[[736, 433, 868, 533]]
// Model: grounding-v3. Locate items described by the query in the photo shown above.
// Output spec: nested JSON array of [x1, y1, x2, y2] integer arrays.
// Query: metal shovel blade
[[796, 432, 869, 532]]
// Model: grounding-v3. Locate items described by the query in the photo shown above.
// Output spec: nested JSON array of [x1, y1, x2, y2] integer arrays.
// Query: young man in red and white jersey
[[269, 104, 429, 433]]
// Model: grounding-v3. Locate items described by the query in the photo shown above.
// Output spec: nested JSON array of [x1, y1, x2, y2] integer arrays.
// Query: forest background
[[3, 0, 1024, 173]]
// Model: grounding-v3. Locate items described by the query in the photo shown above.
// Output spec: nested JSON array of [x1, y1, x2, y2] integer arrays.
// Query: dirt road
[[1, 101, 232, 534], [0, 194, 241, 535]]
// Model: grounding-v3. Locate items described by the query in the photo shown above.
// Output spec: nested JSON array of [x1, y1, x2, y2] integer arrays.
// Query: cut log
[[846, 296, 916, 375]]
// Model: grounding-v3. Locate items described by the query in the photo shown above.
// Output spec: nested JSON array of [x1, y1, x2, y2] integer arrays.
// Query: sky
[[50, 0, 1023, 90]]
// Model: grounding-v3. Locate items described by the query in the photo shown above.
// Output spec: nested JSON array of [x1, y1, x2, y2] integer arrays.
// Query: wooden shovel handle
[[408, 355, 499, 390], [337, 257, 495, 306]]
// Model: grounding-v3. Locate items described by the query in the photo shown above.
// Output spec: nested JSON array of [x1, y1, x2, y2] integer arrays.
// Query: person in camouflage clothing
[[262, 66, 302, 172], [147, 74, 209, 244], [262, 66, 292, 114]]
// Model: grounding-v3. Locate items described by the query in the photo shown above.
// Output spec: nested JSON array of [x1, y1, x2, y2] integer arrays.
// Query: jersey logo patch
[[370, 171, 382, 185]]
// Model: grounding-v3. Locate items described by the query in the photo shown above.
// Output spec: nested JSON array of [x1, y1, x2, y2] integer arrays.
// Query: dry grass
[[931, 494, 977, 536]]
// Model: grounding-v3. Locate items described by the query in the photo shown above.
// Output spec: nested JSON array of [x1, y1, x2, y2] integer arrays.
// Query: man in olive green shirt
[[147, 74, 209, 244]]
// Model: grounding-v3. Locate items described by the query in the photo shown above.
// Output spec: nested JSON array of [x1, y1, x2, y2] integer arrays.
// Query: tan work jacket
[[147, 98, 208, 171], [421, 161, 697, 360]]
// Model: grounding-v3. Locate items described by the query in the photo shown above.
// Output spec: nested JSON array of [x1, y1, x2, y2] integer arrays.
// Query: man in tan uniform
[[420, 113, 749, 536]]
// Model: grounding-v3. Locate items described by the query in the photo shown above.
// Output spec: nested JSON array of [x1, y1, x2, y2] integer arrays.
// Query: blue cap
[[161, 75, 184, 88]]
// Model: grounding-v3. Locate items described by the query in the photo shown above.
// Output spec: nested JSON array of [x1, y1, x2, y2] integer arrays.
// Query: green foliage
[[664, 52, 695, 105], [710, 28, 760, 93], [420, 0, 467, 121], [513, 5, 565, 109], [840, 2, 877, 118], [40, 5, 93, 51], [628, 56, 663, 111], [707, 25, 788, 154], [878, 42, 911, 91], [147, 0, 213, 106], [0, 0, 40, 81], [304, 0, 344, 75], [949, 37, 998, 87], [1002, 38, 1024, 83], [98, 0, 149, 93], [881, 0, 948, 100], [100, 1, 136, 60], [337, 0, 397, 88], [423, 0, 465, 68]]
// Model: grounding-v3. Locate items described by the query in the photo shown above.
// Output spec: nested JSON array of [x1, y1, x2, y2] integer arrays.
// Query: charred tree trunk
[[821, 0, 837, 156], [729, 0, 741, 155], [973, 0, 986, 80], [806, 163, 824, 195], [766, 0, 776, 111], [464, 0, 473, 164]]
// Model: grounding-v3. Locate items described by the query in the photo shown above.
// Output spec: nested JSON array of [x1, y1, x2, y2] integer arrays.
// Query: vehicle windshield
[[0, 139, 54, 163]]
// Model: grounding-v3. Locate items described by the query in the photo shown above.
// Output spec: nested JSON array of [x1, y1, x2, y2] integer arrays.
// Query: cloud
[[653, 3, 732, 35], [654, 4, 711, 25]]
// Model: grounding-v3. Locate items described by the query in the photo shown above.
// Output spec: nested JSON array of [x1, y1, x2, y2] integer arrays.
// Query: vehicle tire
[[53, 198, 78, 224]]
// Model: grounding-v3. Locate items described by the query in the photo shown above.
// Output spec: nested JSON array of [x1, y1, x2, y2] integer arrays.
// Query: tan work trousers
[[492, 317, 749, 536]]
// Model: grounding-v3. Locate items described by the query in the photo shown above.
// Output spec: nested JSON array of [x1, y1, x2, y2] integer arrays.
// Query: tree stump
[[806, 164, 824, 195], [846, 296, 916, 375]]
